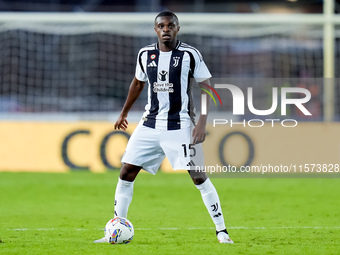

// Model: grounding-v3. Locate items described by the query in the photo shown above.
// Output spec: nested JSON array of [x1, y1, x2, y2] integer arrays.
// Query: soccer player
[[95, 11, 233, 244]]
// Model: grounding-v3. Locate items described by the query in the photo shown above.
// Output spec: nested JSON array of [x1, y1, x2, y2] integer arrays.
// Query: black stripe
[[168, 50, 184, 130], [185, 51, 196, 124], [138, 44, 157, 73], [143, 50, 160, 129], [179, 44, 203, 61], [185, 51, 196, 76]]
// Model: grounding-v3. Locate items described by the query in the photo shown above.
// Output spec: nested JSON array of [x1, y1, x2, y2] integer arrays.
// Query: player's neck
[[158, 40, 177, 52]]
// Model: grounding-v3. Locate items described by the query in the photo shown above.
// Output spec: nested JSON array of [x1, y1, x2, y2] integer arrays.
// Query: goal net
[[0, 13, 339, 120]]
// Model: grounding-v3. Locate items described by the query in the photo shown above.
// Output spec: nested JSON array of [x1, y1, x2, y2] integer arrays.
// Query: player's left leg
[[160, 127, 233, 243], [189, 170, 233, 244]]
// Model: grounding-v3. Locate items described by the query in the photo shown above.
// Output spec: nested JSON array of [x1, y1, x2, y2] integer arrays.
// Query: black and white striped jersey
[[135, 40, 211, 130]]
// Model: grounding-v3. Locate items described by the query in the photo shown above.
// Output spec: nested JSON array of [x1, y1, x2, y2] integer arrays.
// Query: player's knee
[[120, 163, 141, 182], [191, 176, 207, 185], [188, 170, 208, 185]]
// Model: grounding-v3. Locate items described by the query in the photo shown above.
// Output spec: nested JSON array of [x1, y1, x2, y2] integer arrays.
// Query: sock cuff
[[216, 228, 228, 235], [195, 178, 212, 192], [117, 178, 134, 187]]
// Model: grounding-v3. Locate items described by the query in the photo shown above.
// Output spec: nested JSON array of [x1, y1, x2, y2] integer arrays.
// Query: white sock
[[114, 178, 134, 218], [196, 178, 226, 231]]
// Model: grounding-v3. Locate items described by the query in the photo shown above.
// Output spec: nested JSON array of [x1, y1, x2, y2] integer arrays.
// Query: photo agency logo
[[200, 83, 312, 128], [199, 83, 223, 115]]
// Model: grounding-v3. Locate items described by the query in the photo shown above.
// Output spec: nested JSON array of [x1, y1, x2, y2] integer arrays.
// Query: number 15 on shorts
[[182, 144, 196, 157]]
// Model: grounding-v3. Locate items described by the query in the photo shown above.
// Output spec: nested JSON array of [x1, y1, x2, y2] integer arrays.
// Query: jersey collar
[[155, 40, 181, 50]]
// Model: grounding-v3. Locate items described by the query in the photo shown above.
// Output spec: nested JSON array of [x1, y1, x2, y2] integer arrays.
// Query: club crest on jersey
[[173, 56, 180, 67], [158, 70, 168, 81], [150, 54, 156, 59]]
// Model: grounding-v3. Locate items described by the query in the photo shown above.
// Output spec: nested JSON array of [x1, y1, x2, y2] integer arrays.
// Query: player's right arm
[[114, 77, 145, 130]]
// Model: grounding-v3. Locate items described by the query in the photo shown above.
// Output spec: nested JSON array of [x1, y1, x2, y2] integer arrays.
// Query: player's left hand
[[192, 123, 206, 144]]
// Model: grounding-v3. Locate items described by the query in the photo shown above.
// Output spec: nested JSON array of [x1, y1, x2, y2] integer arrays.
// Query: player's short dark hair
[[155, 11, 179, 24]]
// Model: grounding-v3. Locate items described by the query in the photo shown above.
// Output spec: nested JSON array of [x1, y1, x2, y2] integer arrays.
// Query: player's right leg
[[114, 122, 165, 218], [93, 163, 141, 243], [114, 163, 141, 218], [94, 122, 165, 243]]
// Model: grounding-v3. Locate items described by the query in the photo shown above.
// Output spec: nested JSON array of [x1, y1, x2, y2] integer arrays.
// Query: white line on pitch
[[6, 226, 340, 231]]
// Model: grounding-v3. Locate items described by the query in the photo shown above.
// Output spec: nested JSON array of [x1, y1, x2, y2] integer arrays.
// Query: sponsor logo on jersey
[[153, 82, 174, 93], [158, 70, 168, 81]]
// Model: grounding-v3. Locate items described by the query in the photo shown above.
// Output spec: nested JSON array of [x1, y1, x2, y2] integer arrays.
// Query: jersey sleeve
[[193, 50, 212, 82], [135, 50, 148, 82]]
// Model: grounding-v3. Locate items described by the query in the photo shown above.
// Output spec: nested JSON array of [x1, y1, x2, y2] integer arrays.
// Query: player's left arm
[[192, 79, 211, 144]]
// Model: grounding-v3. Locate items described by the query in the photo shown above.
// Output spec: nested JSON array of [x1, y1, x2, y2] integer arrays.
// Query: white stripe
[[154, 51, 171, 130]]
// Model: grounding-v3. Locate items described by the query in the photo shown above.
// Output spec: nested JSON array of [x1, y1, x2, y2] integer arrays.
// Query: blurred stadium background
[[0, 0, 339, 172]]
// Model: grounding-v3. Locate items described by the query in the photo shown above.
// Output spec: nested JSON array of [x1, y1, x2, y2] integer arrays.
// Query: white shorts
[[121, 121, 205, 174]]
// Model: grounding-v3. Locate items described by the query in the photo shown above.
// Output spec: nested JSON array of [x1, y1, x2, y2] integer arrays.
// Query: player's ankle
[[216, 229, 228, 236]]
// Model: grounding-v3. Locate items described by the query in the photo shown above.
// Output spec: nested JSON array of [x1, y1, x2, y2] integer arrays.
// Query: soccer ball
[[104, 217, 134, 244]]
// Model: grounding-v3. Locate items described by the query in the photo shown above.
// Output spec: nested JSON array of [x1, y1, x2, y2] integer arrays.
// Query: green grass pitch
[[0, 171, 339, 255]]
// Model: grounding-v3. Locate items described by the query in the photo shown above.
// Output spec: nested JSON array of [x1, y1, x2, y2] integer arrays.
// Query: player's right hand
[[114, 116, 128, 130]]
